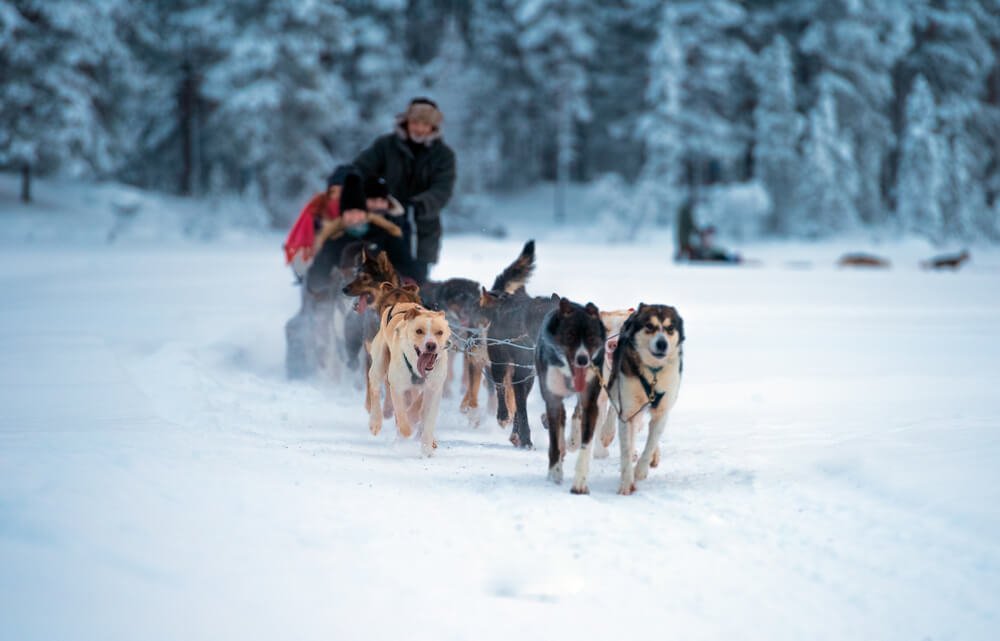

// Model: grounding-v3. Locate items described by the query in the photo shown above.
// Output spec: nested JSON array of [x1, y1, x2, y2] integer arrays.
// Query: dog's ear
[[559, 297, 573, 316], [379, 281, 394, 293], [585, 302, 599, 317], [550, 293, 560, 302], [479, 286, 495, 307], [621, 308, 640, 339], [673, 309, 685, 343], [403, 283, 420, 295], [376, 250, 393, 272], [404, 307, 422, 321]]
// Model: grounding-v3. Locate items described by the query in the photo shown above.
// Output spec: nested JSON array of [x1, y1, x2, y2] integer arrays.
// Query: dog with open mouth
[[605, 304, 685, 495], [366, 302, 452, 456], [535, 298, 606, 494]]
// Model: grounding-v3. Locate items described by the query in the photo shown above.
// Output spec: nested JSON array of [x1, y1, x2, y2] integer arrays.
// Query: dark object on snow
[[675, 196, 742, 264], [920, 250, 969, 270], [837, 253, 891, 268]]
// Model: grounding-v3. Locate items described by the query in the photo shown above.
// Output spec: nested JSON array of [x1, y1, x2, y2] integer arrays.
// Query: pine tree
[[753, 35, 805, 235], [799, 0, 912, 225], [796, 81, 860, 237], [896, 75, 945, 241], [202, 0, 357, 220], [516, 0, 595, 221], [635, 3, 685, 229], [0, 1, 132, 201], [668, 0, 755, 185]]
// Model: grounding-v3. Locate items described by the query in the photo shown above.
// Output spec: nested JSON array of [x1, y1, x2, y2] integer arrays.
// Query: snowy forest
[[2, 0, 1000, 242]]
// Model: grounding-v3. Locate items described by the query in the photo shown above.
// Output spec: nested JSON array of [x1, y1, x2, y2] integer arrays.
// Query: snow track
[[1, 233, 999, 641]]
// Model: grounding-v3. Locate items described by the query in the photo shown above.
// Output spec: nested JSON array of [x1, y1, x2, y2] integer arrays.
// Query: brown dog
[[920, 250, 969, 270], [367, 303, 452, 456], [837, 253, 890, 268]]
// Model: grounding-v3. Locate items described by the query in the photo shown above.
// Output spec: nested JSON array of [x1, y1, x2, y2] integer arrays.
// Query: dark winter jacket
[[353, 121, 456, 263]]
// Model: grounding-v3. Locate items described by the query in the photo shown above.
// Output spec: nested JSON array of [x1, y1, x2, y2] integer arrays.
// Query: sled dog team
[[342, 240, 684, 495]]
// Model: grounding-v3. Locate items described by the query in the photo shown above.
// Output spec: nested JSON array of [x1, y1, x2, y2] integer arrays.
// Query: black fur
[[490, 240, 535, 294], [420, 277, 484, 326], [479, 288, 558, 448], [535, 299, 606, 491]]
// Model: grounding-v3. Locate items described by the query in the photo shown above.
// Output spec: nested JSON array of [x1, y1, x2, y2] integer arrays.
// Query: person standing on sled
[[353, 97, 456, 285]]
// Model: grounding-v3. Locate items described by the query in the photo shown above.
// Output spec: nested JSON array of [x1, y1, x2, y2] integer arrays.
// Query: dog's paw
[[592, 445, 609, 459], [634, 461, 650, 481], [570, 483, 590, 495], [600, 426, 615, 448], [421, 442, 435, 458], [547, 463, 563, 484], [398, 421, 414, 438], [650, 445, 661, 468], [617, 479, 636, 496], [369, 418, 382, 436], [509, 432, 520, 447]]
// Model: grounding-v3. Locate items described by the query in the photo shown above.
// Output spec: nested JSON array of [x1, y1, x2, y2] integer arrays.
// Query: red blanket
[[283, 195, 339, 264]]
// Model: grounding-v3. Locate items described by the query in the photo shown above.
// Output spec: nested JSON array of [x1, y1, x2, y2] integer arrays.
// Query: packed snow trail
[[1, 229, 999, 640]]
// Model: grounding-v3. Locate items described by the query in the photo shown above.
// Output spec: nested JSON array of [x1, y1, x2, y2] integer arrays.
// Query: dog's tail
[[490, 240, 535, 294]]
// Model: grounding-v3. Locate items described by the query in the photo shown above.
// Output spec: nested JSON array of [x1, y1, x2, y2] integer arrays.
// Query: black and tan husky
[[605, 304, 685, 495], [478, 240, 558, 448]]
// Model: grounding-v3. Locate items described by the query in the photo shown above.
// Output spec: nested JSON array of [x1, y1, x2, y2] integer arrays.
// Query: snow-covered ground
[[2, 176, 999, 640]]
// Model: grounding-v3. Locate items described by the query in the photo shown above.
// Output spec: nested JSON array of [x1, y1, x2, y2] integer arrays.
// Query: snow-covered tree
[[753, 35, 805, 235], [202, 1, 357, 220], [668, 0, 755, 185], [800, 0, 912, 225], [796, 81, 860, 237], [580, 0, 659, 180], [516, 0, 594, 221], [0, 1, 133, 201], [635, 3, 685, 229], [896, 75, 945, 240]]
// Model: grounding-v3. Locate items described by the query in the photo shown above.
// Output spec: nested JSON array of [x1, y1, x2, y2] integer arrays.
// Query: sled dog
[[606, 304, 685, 495], [535, 298, 606, 494], [478, 240, 559, 448], [367, 302, 451, 456]]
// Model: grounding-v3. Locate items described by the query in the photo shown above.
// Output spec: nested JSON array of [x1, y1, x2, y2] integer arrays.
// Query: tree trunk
[[20, 163, 31, 203]]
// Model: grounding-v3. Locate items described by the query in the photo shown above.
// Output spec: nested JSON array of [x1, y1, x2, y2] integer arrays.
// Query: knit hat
[[327, 164, 359, 190], [405, 97, 443, 128], [364, 175, 389, 200], [339, 174, 367, 213]]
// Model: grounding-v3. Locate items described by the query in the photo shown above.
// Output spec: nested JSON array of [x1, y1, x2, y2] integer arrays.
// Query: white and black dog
[[535, 298, 606, 494], [606, 303, 684, 495]]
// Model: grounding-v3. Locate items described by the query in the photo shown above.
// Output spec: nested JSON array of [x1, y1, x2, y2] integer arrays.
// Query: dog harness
[[602, 363, 666, 423], [638, 366, 665, 409]]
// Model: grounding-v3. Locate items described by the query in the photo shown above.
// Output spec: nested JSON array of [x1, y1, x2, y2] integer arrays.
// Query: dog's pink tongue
[[417, 351, 437, 375], [572, 366, 588, 392], [356, 295, 369, 314]]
